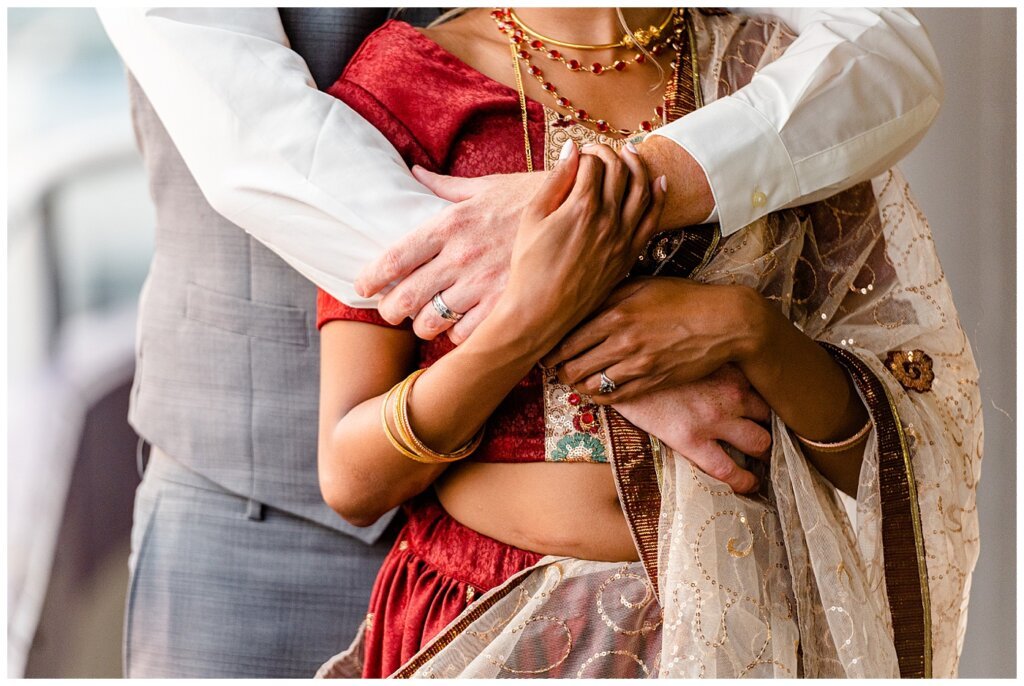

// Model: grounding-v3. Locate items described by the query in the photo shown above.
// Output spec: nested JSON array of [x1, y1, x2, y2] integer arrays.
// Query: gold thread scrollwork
[[575, 650, 651, 678], [489, 615, 573, 675], [596, 570, 662, 636]]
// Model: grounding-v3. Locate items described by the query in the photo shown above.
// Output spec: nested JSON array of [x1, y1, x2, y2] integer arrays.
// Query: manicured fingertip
[[625, 141, 639, 155], [558, 140, 574, 161], [659, 175, 668, 192]]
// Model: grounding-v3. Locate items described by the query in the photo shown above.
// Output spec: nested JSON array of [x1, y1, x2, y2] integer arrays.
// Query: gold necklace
[[511, 9, 700, 170], [500, 9, 686, 138], [507, 8, 676, 51], [493, 7, 678, 75], [510, 41, 534, 172]]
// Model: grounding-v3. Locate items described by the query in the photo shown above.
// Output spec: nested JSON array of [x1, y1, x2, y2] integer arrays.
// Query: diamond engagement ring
[[599, 371, 617, 394], [431, 292, 464, 322]]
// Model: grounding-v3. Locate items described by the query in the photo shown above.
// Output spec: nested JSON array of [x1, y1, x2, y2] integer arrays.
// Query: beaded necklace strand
[[496, 7, 688, 138]]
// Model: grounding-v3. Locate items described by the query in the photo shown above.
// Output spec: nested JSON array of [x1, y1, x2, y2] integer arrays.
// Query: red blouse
[[317, 20, 552, 463]]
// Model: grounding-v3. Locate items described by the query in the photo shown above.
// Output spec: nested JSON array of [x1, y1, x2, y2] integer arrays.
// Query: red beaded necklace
[[493, 8, 687, 137]]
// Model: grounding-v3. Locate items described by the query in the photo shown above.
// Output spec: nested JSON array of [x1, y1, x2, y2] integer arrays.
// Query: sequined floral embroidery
[[885, 349, 935, 393], [551, 433, 608, 462], [543, 369, 611, 463]]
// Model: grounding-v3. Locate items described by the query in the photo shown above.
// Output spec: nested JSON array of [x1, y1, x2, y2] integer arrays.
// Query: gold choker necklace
[[507, 8, 676, 51]]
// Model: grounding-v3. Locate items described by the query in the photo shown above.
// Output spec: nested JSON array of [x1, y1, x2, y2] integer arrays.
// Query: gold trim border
[[881, 370, 933, 677], [686, 7, 704, 110], [606, 409, 662, 599], [821, 342, 932, 678]]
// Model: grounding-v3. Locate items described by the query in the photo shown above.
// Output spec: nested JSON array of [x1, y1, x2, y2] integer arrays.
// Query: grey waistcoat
[[128, 8, 438, 543]]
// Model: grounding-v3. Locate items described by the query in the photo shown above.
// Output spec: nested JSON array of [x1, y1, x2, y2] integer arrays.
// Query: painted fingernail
[[558, 140, 574, 161], [625, 141, 639, 155], [659, 175, 668, 192]]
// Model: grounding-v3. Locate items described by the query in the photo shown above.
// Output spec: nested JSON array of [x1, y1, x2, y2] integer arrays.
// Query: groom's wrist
[[635, 135, 714, 229]]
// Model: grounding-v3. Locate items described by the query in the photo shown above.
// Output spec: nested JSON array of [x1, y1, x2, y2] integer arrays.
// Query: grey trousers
[[123, 449, 395, 677]]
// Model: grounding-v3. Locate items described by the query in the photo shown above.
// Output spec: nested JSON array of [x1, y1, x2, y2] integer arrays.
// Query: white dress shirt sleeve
[[649, 8, 943, 235], [98, 7, 449, 307]]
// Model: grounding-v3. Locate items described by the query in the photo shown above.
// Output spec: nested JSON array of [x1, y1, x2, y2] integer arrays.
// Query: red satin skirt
[[361, 495, 543, 678]]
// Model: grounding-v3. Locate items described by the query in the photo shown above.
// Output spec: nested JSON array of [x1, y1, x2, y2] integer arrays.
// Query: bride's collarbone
[[419, 13, 674, 134]]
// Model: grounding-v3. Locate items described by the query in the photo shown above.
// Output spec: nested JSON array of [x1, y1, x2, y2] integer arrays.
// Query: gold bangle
[[794, 418, 873, 454], [395, 368, 484, 463], [379, 380, 426, 462], [392, 370, 449, 464]]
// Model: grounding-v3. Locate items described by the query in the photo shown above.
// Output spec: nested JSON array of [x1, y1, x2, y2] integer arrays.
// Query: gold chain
[[510, 40, 534, 172], [508, 8, 675, 51]]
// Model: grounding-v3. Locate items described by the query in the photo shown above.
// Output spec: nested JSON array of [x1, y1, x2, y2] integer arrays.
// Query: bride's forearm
[[325, 299, 559, 524], [402, 300, 557, 453], [734, 289, 869, 495]]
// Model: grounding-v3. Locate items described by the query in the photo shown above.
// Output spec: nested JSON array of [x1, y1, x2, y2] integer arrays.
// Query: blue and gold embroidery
[[551, 433, 607, 462]]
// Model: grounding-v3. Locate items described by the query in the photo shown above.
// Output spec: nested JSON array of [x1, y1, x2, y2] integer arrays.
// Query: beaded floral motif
[[885, 349, 935, 393], [543, 368, 611, 463], [551, 433, 607, 462]]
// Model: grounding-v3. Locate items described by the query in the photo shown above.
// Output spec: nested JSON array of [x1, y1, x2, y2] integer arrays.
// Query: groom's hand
[[354, 167, 547, 344], [609, 364, 773, 494]]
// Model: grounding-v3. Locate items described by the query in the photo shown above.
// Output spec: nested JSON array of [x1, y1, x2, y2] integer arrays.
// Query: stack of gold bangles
[[381, 368, 484, 464]]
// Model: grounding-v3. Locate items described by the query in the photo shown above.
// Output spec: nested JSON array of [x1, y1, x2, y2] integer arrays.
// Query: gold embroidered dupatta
[[375, 10, 981, 679]]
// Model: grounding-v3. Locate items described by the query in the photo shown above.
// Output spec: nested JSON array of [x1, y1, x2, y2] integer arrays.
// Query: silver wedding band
[[431, 292, 464, 322], [599, 371, 617, 394]]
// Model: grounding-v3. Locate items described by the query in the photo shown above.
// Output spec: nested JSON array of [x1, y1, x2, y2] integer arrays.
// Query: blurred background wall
[[5, 7, 1016, 678]]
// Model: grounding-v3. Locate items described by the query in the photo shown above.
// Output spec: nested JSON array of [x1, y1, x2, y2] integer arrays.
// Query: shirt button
[[752, 190, 767, 208]]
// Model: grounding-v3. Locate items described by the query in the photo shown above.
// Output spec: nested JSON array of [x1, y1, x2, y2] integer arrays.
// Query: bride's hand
[[543, 277, 763, 402], [501, 141, 666, 348]]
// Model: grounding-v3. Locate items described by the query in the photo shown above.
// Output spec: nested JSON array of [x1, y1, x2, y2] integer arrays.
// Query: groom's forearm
[[646, 9, 941, 236], [98, 8, 446, 307]]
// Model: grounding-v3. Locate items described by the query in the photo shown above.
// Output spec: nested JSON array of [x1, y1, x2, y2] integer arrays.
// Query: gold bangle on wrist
[[380, 380, 426, 462], [395, 368, 484, 463], [382, 368, 484, 464], [794, 417, 873, 454]]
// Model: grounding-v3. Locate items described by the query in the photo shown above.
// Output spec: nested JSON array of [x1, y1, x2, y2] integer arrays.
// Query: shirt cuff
[[649, 96, 802, 235]]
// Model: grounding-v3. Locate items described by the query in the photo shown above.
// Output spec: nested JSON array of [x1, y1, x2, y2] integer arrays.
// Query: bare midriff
[[434, 461, 639, 562]]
